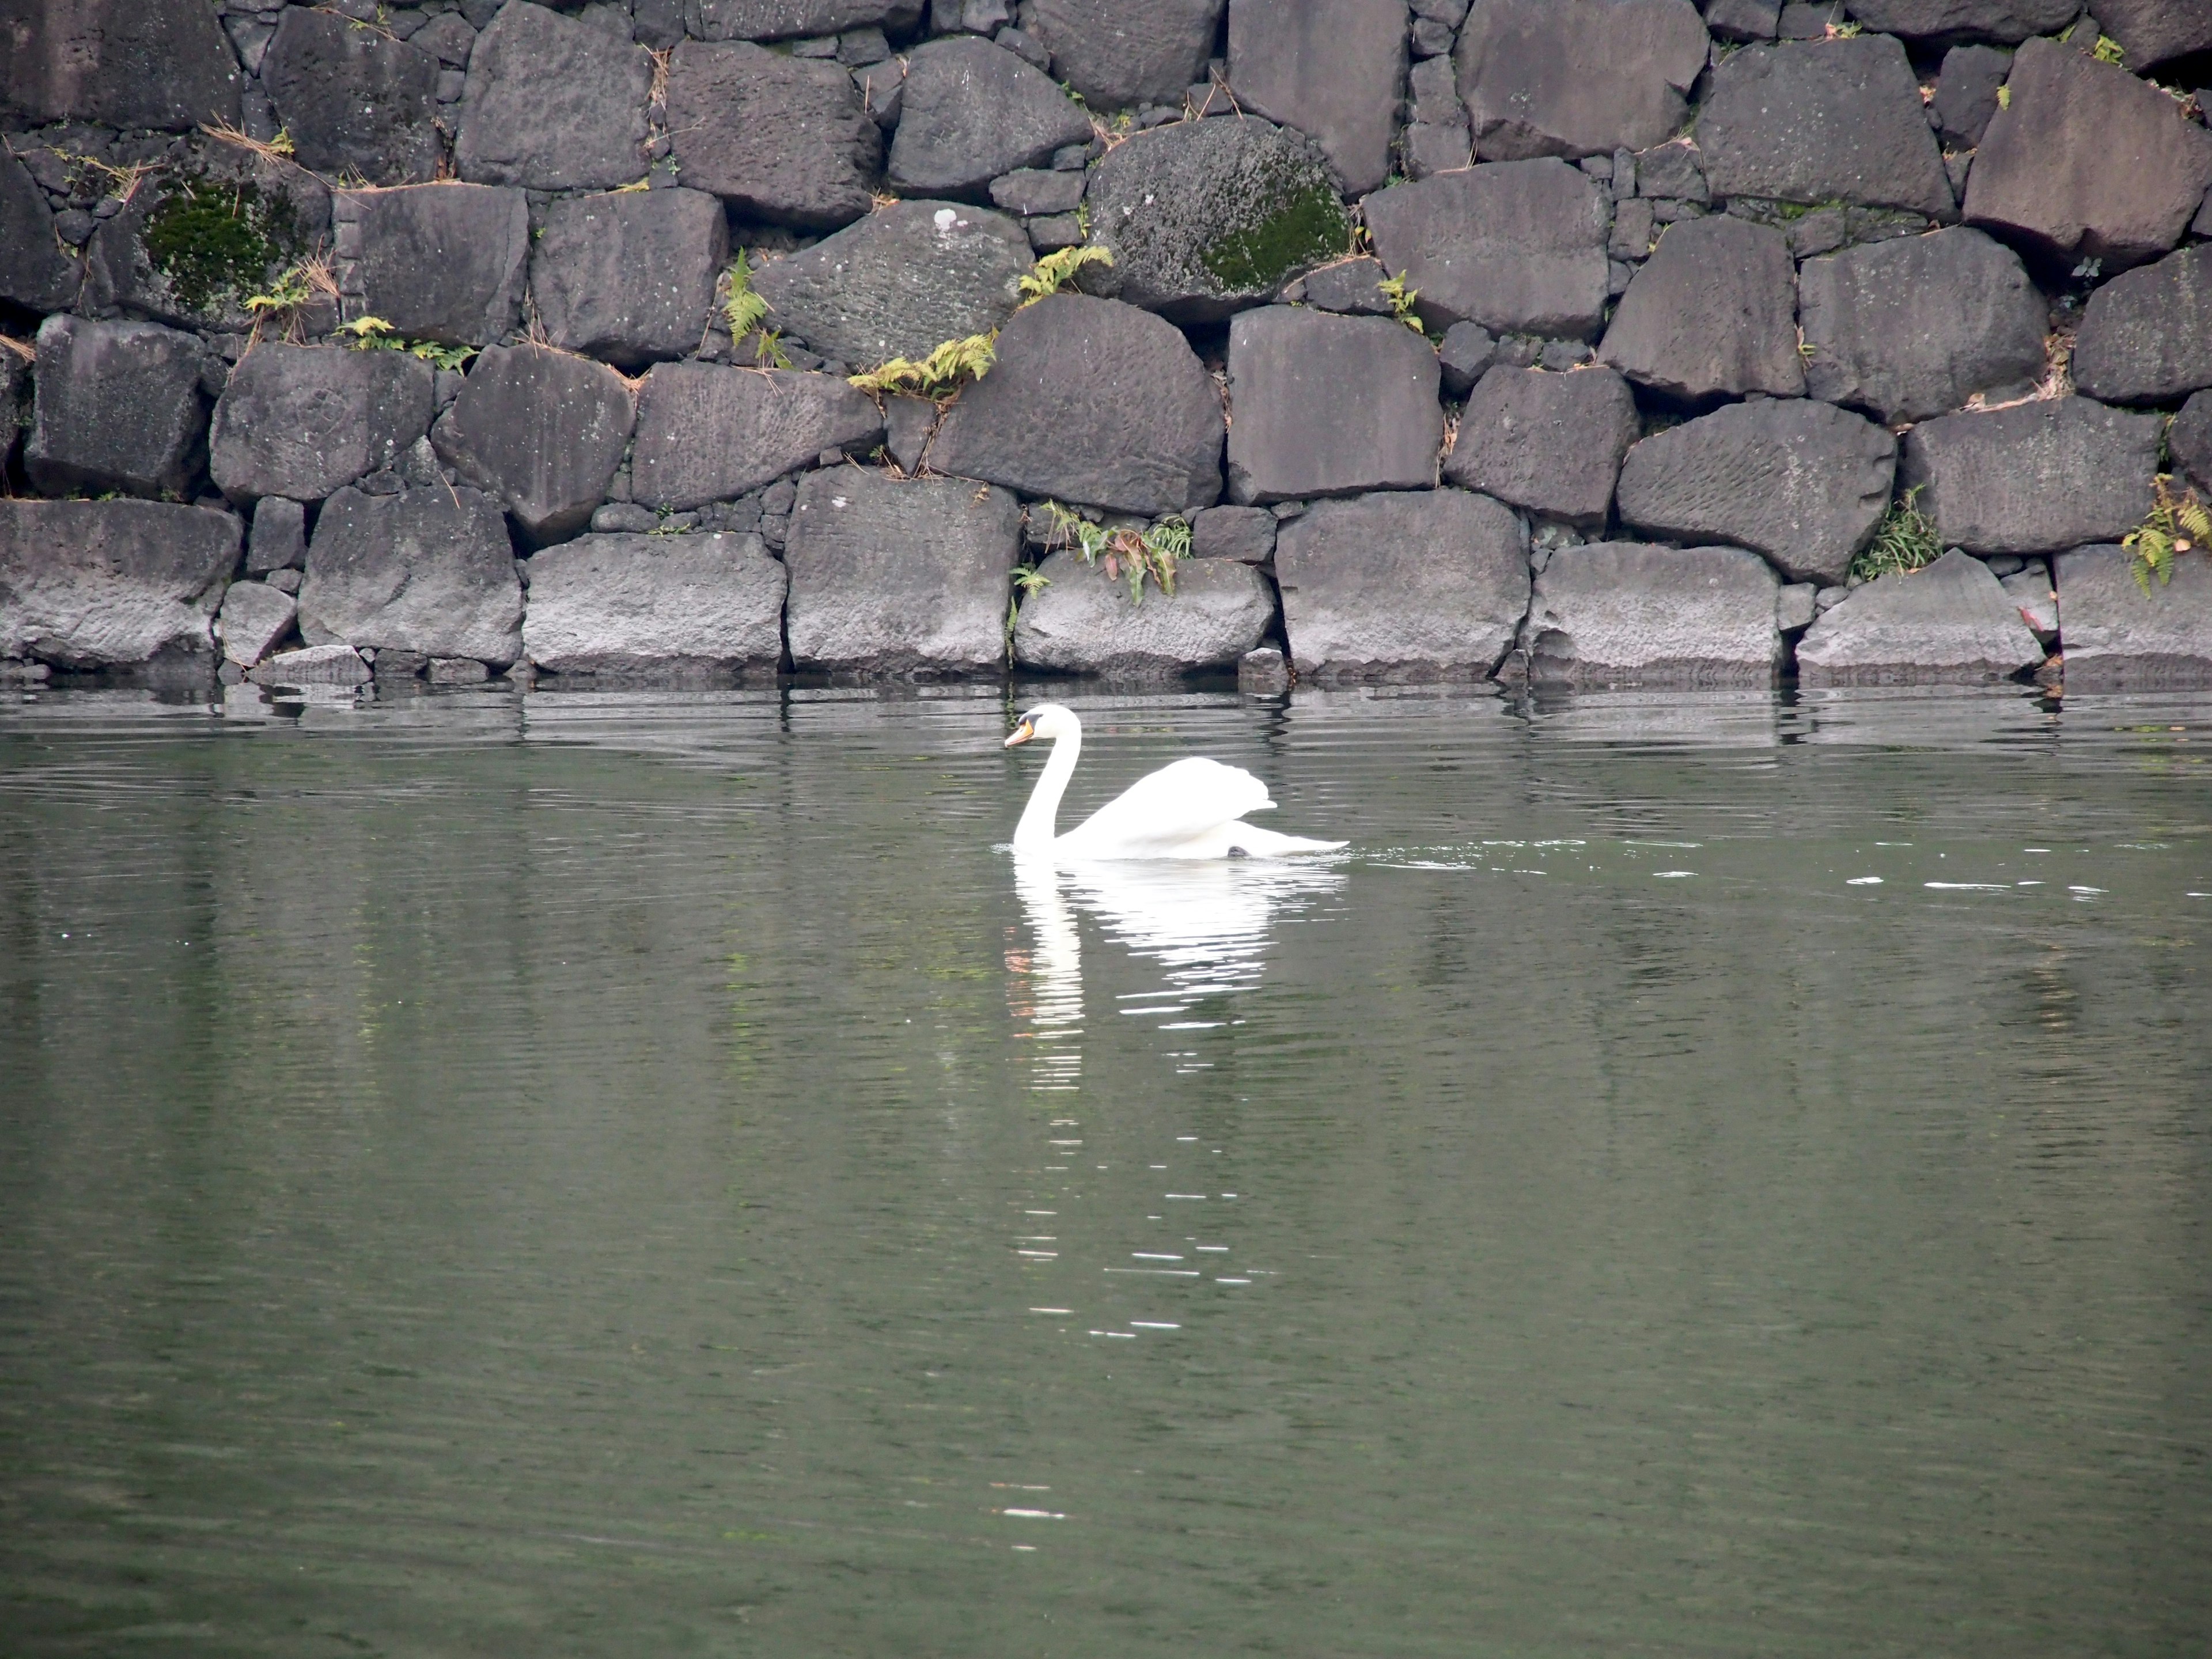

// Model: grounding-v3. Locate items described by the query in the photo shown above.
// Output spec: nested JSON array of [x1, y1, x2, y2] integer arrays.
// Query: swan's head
[[1005, 703, 1078, 748]]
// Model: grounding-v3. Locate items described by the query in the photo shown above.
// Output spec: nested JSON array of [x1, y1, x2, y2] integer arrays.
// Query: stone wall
[[5, 0, 2212, 692]]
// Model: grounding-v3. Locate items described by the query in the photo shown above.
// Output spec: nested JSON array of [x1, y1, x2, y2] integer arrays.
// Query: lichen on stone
[[1201, 180, 1349, 293], [141, 177, 301, 315]]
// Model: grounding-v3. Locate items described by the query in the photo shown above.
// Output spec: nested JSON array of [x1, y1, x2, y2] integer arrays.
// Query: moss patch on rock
[[142, 177, 302, 314], [1202, 181, 1349, 292]]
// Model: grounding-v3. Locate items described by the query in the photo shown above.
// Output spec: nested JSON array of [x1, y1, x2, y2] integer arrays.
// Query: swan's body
[[1005, 704, 1345, 859]]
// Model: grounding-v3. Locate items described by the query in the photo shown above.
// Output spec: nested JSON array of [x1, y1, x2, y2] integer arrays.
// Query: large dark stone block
[[1599, 217, 1804, 400], [0, 499, 238, 668], [336, 184, 531, 349], [930, 294, 1225, 515], [210, 344, 435, 505], [523, 532, 787, 677], [667, 40, 881, 229], [786, 469, 1020, 675], [1840, 0, 2093, 46], [530, 188, 727, 369], [1453, 0, 1709, 161], [1442, 365, 1638, 528], [1, 0, 241, 131], [0, 146, 77, 313], [2054, 541, 2212, 688], [2093, 0, 2212, 70], [1965, 39, 2212, 271], [1024, 0, 1224, 110], [1899, 396, 2164, 554], [888, 37, 1093, 203], [456, 1, 653, 191], [1084, 118, 1350, 324], [1615, 398, 1897, 585], [1225, 307, 1442, 504], [262, 7, 443, 186], [430, 346, 635, 547], [1700, 36, 1955, 218], [1796, 548, 2044, 684], [25, 316, 207, 500], [1365, 160, 1610, 339], [1798, 227, 2047, 423], [1275, 487, 1529, 682], [2170, 390, 2212, 495], [1518, 543, 1782, 685], [630, 365, 883, 510], [1013, 550, 1275, 678], [1226, 0, 1406, 196], [301, 484, 523, 665], [1931, 44, 2012, 151], [685, 0, 925, 40], [751, 200, 1031, 368], [2070, 245, 2212, 407]]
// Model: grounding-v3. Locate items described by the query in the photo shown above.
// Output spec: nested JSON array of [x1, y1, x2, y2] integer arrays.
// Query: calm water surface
[[2, 682, 2209, 1657]]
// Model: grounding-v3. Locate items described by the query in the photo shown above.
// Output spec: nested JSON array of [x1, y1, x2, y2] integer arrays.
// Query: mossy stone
[[141, 177, 301, 315], [1201, 180, 1348, 293]]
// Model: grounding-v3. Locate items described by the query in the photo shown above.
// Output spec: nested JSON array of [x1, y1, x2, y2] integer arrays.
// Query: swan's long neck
[[1013, 719, 1080, 852]]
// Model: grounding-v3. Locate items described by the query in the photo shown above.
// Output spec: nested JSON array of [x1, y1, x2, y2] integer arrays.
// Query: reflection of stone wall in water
[[4, 0, 2212, 691]]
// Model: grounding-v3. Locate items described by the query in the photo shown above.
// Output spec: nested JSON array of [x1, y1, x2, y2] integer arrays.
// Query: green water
[[2, 683, 2208, 1657]]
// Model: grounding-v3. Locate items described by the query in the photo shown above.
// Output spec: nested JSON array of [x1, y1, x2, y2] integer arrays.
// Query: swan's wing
[[1060, 756, 1274, 855]]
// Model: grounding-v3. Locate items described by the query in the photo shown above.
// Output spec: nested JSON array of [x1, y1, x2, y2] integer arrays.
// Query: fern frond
[[1018, 245, 1114, 305]]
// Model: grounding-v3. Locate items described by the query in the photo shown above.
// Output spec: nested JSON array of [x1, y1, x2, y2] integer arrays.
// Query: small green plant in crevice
[[2091, 32, 2126, 63], [2123, 475, 2211, 594], [1038, 500, 1188, 604], [1376, 271, 1426, 335], [1005, 562, 1053, 652], [142, 175, 302, 315], [723, 249, 770, 339], [1851, 484, 1943, 582], [336, 315, 475, 372], [848, 332, 998, 399], [1997, 84, 2010, 109], [1018, 244, 1113, 305]]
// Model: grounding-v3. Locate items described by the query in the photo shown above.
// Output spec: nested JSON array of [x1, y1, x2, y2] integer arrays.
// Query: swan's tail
[[1225, 823, 1347, 856]]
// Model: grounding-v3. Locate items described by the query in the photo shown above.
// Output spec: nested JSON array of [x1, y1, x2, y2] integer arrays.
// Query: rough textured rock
[[218, 581, 297, 668], [301, 484, 524, 665], [1294, 257, 1397, 315], [338, 184, 531, 349], [685, 0, 925, 39], [522, 532, 788, 676], [990, 169, 1086, 217], [1024, 0, 1224, 110], [888, 36, 1094, 202], [1797, 228, 2047, 423], [1192, 505, 1277, 563], [2093, 0, 2212, 70], [1226, 308, 1442, 504], [24, 316, 207, 501], [1, 146, 77, 313], [81, 150, 331, 335], [1084, 118, 1350, 324], [1, 350, 22, 475], [455, 1, 653, 191], [1699, 36, 1956, 218], [0, 499, 238, 669], [1900, 397, 2164, 555], [1452, 0, 1709, 160], [262, 7, 443, 185], [1437, 321, 1498, 396], [210, 344, 436, 506], [930, 296, 1224, 515], [1599, 217, 1804, 400], [247, 496, 308, 574], [249, 642, 371, 687], [666, 41, 881, 229], [530, 188, 728, 368], [2054, 543, 2212, 688], [1441, 365, 1638, 528], [630, 365, 883, 510], [785, 471, 1020, 675], [1364, 161, 1611, 339], [1, 0, 243, 131], [1275, 488, 1530, 682], [1615, 399, 1897, 586], [752, 200, 1031, 367], [1518, 543, 1783, 685], [1226, 0, 1406, 196], [1839, 0, 2090, 46], [2070, 246, 2212, 407], [431, 347, 636, 547], [2170, 390, 2212, 496], [1013, 551, 1275, 677], [1931, 44, 2012, 151], [1964, 39, 2212, 271], [1796, 549, 2044, 684]]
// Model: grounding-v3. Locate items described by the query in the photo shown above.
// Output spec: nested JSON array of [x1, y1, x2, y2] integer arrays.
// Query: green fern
[[337, 315, 398, 350], [2124, 475, 2212, 594], [1038, 500, 1187, 603], [847, 332, 998, 399], [1375, 271, 1426, 335], [723, 250, 770, 338], [2092, 32, 2125, 62], [1019, 245, 1114, 305]]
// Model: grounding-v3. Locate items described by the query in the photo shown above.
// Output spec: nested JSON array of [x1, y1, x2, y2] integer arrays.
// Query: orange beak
[[1003, 721, 1034, 749]]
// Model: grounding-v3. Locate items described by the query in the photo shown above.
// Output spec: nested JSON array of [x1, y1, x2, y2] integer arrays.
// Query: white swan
[[1004, 703, 1346, 859]]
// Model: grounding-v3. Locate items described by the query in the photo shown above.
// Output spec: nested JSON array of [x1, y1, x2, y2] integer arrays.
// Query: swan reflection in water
[[1007, 853, 1347, 1093]]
